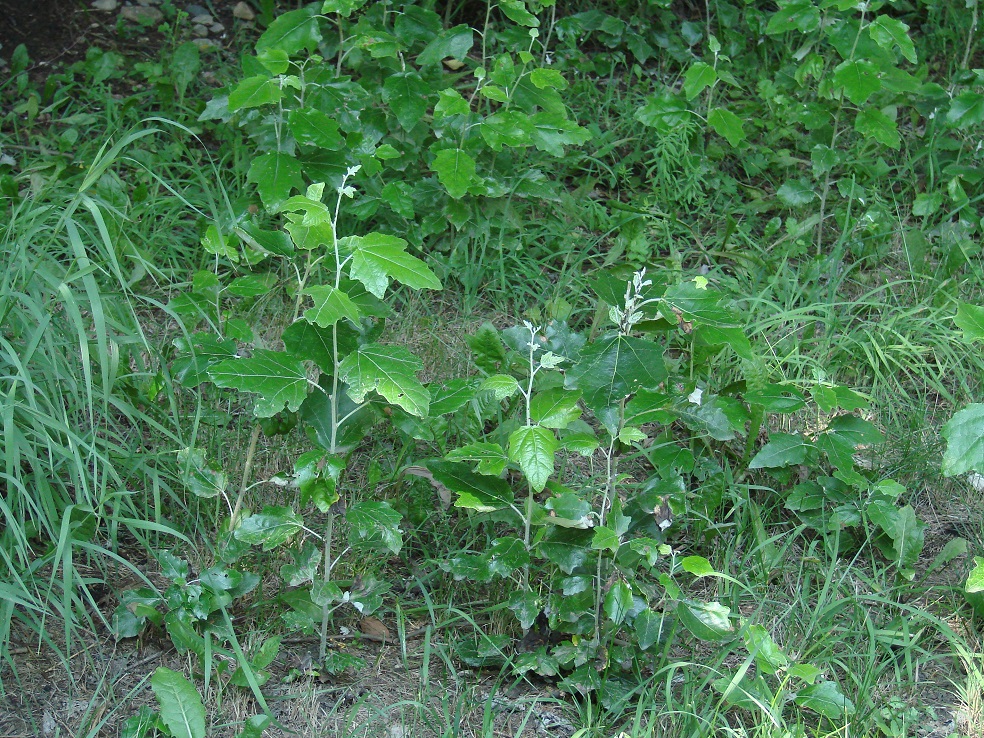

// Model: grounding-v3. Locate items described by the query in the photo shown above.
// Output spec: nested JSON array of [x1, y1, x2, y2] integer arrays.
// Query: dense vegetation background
[[1, 0, 983, 736]]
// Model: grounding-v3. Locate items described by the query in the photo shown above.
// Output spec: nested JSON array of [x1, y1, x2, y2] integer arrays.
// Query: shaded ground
[[0, 613, 580, 737], [0, 0, 88, 66], [0, 0, 252, 77]]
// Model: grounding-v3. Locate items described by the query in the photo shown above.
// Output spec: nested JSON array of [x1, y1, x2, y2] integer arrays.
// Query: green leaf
[[348, 232, 442, 298], [635, 609, 663, 650], [794, 681, 855, 719], [868, 15, 916, 63], [635, 93, 692, 132], [431, 148, 478, 199], [943, 404, 984, 476], [417, 24, 474, 66], [660, 280, 738, 327], [151, 668, 206, 738], [208, 350, 308, 418], [743, 624, 789, 674], [544, 492, 593, 528], [947, 93, 984, 128], [228, 75, 281, 111], [677, 599, 732, 641], [507, 591, 542, 630], [591, 526, 621, 552], [304, 285, 362, 327], [283, 320, 353, 373], [424, 460, 515, 511], [748, 433, 813, 469], [811, 384, 870, 413], [529, 112, 592, 156], [868, 503, 925, 574], [508, 425, 557, 492], [530, 388, 582, 429], [744, 384, 806, 412], [499, 0, 539, 26], [347, 501, 403, 554], [486, 536, 529, 577], [256, 5, 322, 55], [765, 0, 820, 35], [434, 88, 471, 118], [234, 506, 304, 550], [854, 107, 900, 149], [446, 441, 509, 475], [280, 540, 322, 586], [201, 224, 238, 261], [480, 110, 534, 150], [288, 109, 343, 149], [247, 152, 303, 211], [712, 674, 774, 712], [604, 579, 633, 625], [707, 107, 746, 146], [912, 192, 943, 217], [681, 556, 716, 577], [177, 447, 226, 499], [321, 0, 369, 16], [530, 68, 567, 90], [481, 374, 520, 401], [566, 335, 667, 434], [429, 379, 478, 416], [684, 62, 717, 100], [227, 273, 276, 297], [537, 525, 592, 574], [967, 557, 984, 594], [236, 716, 272, 738], [955, 303, 984, 342], [338, 343, 430, 417], [833, 59, 881, 105], [788, 663, 821, 683], [777, 178, 816, 207], [383, 71, 431, 131], [236, 222, 295, 257]]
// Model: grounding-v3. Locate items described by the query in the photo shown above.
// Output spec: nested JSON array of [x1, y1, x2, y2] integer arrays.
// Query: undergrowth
[[1, 1, 983, 737]]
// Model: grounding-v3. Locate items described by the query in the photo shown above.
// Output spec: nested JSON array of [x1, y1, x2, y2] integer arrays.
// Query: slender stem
[[961, 0, 979, 72], [230, 423, 262, 527], [319, 512, 335, 661], [521, 485, 534, 592]]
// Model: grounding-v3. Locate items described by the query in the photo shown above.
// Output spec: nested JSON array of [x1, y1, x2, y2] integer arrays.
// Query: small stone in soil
[[185, 4, 209, 16], [121, 6, 164, 24], [91, 0, 118, 10], [233, 1, 255, 20], [191, 13, 213, 24], [192, 24, 209, 37], [210, 23, 225, 34]]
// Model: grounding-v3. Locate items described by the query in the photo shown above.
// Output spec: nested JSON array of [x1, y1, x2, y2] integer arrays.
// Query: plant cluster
[[2, 0, 983, 736]]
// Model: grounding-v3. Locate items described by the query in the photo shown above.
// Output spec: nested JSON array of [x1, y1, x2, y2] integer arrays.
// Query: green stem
[[230, 423, 262, 527], [521, 484, 534, 592], [319, 512, 335, 661]]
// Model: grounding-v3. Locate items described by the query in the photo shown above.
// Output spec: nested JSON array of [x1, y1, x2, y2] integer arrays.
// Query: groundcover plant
[[0, 0, 982, 736]]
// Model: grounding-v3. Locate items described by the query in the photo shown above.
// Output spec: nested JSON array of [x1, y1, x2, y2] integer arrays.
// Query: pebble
[[233, 1, 255, 20], [137, 0, 162, 5], [210, 22, 225, 34], [193, 38, 219, 52], [91, 0, 118, 10], [185, 4, 209, 16], [191, 13, 213, 24], [192, 24, 209, 37], [121, 5, 163, 24]]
